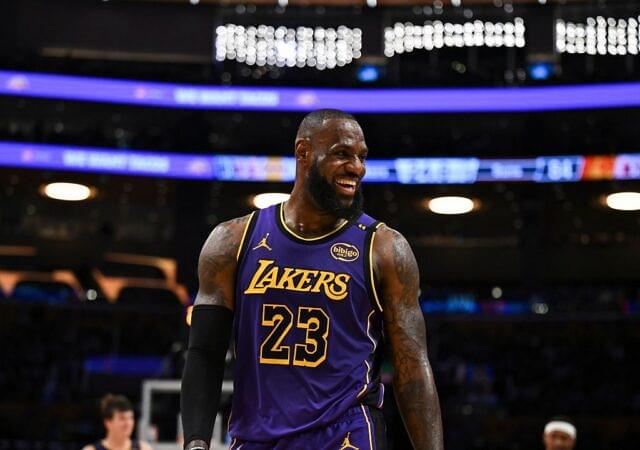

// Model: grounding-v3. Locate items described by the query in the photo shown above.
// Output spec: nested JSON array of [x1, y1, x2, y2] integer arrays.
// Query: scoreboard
[[1, 141, 639, 185]]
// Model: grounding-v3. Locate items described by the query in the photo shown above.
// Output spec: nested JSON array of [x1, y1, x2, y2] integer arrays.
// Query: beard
[[306, 160, 363, 220]]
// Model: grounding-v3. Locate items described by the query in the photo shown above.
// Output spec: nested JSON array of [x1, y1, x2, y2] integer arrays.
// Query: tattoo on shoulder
[[376, 226, 419, 296], [389, 229, 419, 291], [195, 214, 251, 307]]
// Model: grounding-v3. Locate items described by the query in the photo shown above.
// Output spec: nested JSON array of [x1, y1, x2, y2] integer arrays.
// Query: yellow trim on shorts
[[360, 404, 374, 450], [279, 202, 349, 241], [368, 223, 384, 312], [236, 211, 256, 261]]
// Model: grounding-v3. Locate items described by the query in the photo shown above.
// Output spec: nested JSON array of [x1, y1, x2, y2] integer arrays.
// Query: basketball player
[[543, 417, 577, 450], [181, 109, 443, 450], [82, 394, 153, 450]]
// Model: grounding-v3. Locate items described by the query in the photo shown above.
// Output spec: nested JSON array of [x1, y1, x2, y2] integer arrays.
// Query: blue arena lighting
[[356, 65, 381, 83], [528, 62, 554, 81]]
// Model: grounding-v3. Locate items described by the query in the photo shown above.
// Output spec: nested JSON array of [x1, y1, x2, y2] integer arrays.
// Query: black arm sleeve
[[181, 304, 234, 448]]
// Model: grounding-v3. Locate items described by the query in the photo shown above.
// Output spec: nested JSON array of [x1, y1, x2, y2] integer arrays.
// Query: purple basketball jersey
[[229, 203, 385, 442]]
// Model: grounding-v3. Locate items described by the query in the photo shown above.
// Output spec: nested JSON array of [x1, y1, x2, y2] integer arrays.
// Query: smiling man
[[180, 109, 443, 450]]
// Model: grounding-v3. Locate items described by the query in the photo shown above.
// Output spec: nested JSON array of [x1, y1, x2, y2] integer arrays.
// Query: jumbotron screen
[[1, 141, 638, 184]]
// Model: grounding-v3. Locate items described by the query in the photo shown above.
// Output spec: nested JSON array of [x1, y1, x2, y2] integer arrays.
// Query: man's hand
[[184, 439, 208, 450], [374, 225, 444, 450]]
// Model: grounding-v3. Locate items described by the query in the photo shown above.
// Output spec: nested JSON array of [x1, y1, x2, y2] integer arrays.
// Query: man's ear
[[295, 138, 311, 164]]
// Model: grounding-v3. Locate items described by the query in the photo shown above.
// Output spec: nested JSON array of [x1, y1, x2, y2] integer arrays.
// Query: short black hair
[[100, 393, 133, 420], [296, 109, 357, 140]]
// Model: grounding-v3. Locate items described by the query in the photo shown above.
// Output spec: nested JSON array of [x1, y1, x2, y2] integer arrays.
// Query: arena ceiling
[[127, 0, 588, 5]]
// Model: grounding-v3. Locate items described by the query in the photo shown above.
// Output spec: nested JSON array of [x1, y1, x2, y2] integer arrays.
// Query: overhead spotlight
[[556, 16, 640, 55], [367, 0, 377, 7], [427, 196, 475, 215], [605, 192, 640, 211], [384, 18, 525, 56], [189, 0, 200, 4], [217, 23, 361, 69], [252, 192, 290, 209], [41, 182, 94, 201]]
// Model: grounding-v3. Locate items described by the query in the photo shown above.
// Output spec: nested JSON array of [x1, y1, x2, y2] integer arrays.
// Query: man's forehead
[[546, 430, 574, 441], [318, 118, 365, 143]]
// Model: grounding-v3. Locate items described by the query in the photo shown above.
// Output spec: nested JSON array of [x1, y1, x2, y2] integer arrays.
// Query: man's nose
[[345, 156, 365, 177]]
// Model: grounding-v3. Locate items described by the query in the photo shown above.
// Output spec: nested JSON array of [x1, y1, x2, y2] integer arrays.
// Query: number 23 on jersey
[[259, 304, 330, 368]]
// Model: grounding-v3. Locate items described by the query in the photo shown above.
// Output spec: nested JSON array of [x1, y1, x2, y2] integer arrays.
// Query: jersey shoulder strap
[[234, 210, 259, 265]]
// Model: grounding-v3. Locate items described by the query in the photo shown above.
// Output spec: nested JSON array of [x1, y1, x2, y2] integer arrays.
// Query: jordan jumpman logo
[[252, 233, 272, 251], [339, 432, 359, 450]]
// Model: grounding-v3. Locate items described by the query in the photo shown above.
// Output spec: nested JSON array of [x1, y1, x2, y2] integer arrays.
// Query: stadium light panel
[[41, 182, 93, 201], [427, 196, 475, 215], [556, 16, 640, 55], [605, 192, 640, 211], [384, 18, 525, 56], [216, 24, 362, 69]]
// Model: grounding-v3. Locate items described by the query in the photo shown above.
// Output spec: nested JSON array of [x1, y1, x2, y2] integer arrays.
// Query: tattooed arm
[[373, 225, 443, 450], [182, 215, 251, 450], [194, 214, 251, 309]]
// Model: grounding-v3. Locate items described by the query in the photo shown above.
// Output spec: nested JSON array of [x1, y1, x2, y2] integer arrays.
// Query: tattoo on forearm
[[383, 230, 444, 450]]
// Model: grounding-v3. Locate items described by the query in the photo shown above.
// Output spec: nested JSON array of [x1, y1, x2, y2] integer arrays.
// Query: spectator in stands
[[543, 416, 577, 450], [82, 394, 153, 450]]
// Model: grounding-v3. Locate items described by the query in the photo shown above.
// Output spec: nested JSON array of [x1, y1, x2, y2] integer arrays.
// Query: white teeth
[[337, 178, 356, 187]]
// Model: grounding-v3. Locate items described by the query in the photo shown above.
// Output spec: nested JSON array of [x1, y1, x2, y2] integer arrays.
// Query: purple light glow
[[2, 70, 640, 113]]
